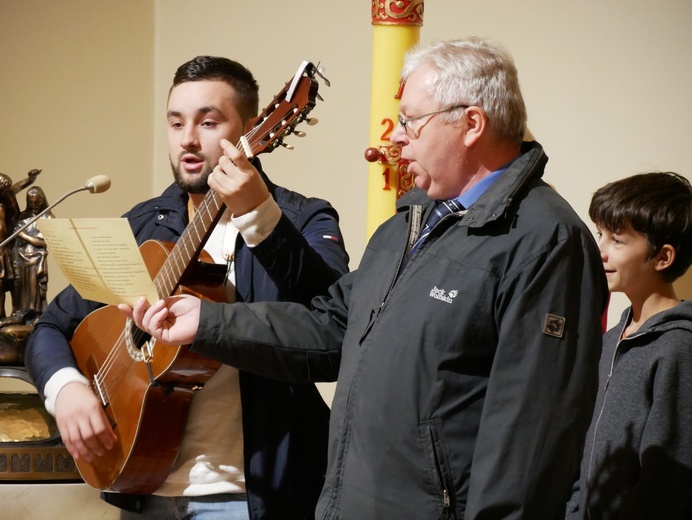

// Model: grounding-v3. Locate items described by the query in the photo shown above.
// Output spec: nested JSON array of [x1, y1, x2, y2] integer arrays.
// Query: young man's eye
[[169, 121, 183, 129], [201, 120, 218, 128]]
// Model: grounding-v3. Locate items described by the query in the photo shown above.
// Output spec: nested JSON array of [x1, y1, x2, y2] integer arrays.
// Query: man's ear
[[654, 244, 676, 272], [462, 106, 488, 148]]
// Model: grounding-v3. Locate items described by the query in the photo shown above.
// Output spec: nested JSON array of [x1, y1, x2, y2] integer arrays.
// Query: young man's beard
[[170, 160, 211, 195]]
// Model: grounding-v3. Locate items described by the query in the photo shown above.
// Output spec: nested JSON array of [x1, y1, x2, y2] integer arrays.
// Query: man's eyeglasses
[[397, 104, 469, 138]]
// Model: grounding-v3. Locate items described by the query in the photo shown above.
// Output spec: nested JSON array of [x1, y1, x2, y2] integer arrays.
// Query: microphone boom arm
[[0, 175, 111, 249]]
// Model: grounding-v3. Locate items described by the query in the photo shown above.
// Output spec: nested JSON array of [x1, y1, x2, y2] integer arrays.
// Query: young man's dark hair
[[171, 55, 259, 121]]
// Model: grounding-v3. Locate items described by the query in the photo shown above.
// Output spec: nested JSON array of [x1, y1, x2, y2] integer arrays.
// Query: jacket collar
[[618, 299, 692, 337], [397, 141, 548, 228]]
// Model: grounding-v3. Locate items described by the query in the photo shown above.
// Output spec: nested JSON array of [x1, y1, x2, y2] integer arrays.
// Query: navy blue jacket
[[25, 169, 350, 519]]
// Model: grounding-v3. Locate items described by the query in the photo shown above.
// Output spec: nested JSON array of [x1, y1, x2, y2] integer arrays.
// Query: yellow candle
[[365, 0, 423, 240]]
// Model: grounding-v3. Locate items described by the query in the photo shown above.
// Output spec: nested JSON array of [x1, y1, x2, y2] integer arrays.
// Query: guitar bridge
[[92, 376, 109, 407]]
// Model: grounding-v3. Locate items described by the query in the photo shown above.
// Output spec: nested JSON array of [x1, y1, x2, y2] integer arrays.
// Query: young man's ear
[[654, 244, 676, 272]]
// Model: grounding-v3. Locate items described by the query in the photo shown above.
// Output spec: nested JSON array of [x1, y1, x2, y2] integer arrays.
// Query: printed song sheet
[[38, 218, 159, 306]]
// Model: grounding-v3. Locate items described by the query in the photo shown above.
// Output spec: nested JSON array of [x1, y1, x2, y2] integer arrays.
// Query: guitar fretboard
[[153, 189, 225, 298]]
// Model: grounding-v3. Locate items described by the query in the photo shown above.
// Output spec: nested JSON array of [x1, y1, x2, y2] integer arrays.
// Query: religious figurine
[[0, 173, 19, 319], [12, 186, 54, 324], [0, 168, 45, 337]]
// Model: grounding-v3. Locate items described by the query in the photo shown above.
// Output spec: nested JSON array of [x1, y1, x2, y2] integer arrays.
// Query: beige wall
[[1, 2, 153, 518], [2, 0, 691, 324], [152, 0, 692, 324], [0, 0, 155, 306], [1, 1, 692, 518]]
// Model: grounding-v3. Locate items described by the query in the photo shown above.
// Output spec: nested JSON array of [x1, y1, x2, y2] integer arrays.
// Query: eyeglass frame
[[397, 104, 469, 138]]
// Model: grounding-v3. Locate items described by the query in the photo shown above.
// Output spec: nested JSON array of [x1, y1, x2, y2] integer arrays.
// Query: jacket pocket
[[422, 420, 458, 520]]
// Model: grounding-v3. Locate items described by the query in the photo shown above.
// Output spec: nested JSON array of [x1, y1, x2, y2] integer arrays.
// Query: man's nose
[[181, 126, 200, 149], [389, 121, 409, 146]]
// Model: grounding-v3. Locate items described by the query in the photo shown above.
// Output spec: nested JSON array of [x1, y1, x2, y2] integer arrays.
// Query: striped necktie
[[408, 199, 464, 258]]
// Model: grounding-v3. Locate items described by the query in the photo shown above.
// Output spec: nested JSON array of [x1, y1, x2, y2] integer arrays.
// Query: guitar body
[[70, 240, 223, 493]]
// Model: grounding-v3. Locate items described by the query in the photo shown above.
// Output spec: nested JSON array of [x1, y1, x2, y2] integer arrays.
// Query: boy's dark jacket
[[25, 167, 350, 520]]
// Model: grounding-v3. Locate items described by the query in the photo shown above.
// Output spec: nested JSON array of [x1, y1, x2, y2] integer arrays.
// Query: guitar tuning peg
[[315, 63, 331, 87], [306, 117, 318, 126], [293, 130, 306, 137], [280, 142, 295, 150]]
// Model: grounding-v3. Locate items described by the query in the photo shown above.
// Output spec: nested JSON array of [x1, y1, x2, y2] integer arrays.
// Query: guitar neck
[[153, 188, 225, 298]]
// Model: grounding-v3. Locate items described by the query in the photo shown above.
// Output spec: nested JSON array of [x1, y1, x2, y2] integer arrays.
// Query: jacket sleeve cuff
[[231, 196, 282, 247], [44, 367, 90, 416]]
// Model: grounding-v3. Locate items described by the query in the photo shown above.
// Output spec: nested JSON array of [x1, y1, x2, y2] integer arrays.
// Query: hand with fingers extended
[[119, 294, 202, 347], [54, 382, 117, 462], [209, 138, 270, 217]]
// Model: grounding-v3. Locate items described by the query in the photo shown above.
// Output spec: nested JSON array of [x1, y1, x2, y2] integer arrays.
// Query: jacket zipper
[[429, 427, 453, 520], [359, 206, 469, 345], [358, 208, 419, 345], [585, 315, 646, 520], [585, 326, 625, 520]]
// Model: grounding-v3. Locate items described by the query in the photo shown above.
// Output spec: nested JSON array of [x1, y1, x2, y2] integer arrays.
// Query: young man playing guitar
[[24, 56, 349, 520]]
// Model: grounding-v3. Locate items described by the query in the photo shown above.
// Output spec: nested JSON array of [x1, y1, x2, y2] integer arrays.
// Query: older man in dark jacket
[[125, 39, 608, 519]]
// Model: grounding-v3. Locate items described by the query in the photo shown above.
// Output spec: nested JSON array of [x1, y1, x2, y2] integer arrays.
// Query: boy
[[566, 171, 692, 518]]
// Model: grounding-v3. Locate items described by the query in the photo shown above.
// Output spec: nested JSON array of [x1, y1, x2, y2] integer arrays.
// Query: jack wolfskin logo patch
[[543, 314, 566, 338], [429, 286, 458, 304]]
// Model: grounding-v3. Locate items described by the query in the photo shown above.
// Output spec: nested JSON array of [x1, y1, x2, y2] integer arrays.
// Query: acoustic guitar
[[69, 61, 328, 493]]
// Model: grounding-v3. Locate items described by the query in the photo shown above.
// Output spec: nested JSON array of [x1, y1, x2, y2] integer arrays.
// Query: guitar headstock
[[242, 61, 329, 158]]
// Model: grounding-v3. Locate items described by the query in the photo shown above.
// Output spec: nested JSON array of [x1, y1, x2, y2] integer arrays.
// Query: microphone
[[84, 175, 111, 194], [0, 175, 112, 248]]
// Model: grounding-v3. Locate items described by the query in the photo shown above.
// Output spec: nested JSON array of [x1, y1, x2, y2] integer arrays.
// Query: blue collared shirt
[[456, 166, 508, 209]]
